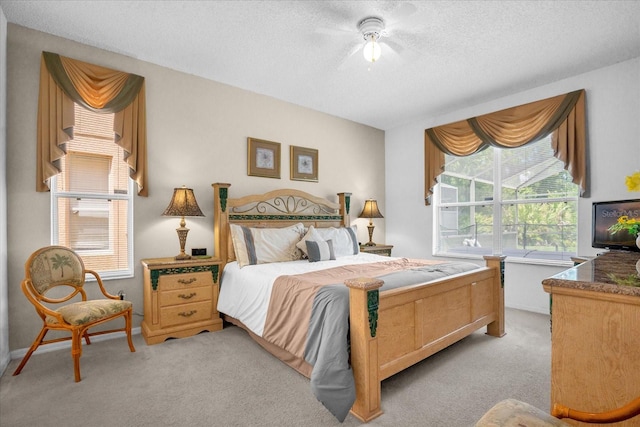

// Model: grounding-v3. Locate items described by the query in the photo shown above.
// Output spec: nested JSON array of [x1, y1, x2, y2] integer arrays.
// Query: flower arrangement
[[608, 215, 639, 237], [607, 172, 640, 242], [626, 171, 640, 192]]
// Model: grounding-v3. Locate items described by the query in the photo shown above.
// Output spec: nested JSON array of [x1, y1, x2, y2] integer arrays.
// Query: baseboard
[[9, 327, 141, 360], [505, 303, 550, 315]]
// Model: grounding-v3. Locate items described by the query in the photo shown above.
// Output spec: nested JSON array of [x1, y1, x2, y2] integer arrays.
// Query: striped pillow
[[306, 239, 335, 262], [230, 223, 305, 268], [314, 225, 359, 257]]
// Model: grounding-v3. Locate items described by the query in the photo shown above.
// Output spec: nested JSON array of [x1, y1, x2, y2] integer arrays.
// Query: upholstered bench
[[476, 399, 569, 427]]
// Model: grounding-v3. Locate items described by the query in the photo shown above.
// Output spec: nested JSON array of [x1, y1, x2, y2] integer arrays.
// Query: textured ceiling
[[2, 0, 640, 130]]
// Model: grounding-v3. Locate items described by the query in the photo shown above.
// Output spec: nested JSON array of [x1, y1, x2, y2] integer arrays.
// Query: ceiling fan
[[319, 3, 421, 70]]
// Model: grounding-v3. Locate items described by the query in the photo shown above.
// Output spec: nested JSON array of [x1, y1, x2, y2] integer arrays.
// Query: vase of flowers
[[614, 171, 640, 250]]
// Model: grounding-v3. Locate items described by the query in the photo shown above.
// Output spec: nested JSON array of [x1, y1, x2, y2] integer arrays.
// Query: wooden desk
[[542, 251, 640, 426]]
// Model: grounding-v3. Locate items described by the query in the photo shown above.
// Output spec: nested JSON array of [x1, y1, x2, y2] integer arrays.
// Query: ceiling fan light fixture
[[363, 37, 381, 63], [359, 17, 385, 63]]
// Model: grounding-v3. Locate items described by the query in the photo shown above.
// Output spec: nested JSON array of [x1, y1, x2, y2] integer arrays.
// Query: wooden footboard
[[346, 255, 506, 422]]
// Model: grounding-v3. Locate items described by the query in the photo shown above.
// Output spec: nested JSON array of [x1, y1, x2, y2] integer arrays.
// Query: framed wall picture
[[290, 146, 318, 182], [248, 137, 281, 179]]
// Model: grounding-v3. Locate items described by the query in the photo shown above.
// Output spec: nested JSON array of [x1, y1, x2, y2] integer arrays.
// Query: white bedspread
[[217, 252, 391, 337]]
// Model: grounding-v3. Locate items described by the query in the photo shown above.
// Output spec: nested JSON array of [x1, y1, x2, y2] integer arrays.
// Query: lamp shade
[[162, 186, 204, 218], [359, 199, 384, 219]]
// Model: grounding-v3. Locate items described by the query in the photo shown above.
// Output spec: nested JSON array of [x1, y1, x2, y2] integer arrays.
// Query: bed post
[[337, 192, 352, 226], [483, 255, 506, 337], [345, 277, 384, 422], [212, 183, 231, 264]]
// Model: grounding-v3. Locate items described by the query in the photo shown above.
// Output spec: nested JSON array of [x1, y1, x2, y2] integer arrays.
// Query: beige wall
[[6, 24, 385, 351]]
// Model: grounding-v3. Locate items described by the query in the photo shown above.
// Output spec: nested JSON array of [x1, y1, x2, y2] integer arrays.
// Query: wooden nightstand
[[359, 244, 393, 256], [141, 257, 222, 345]]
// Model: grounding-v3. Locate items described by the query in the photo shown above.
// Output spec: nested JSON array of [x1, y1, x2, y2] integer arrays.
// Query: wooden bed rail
[[552, 396, 640, 424]]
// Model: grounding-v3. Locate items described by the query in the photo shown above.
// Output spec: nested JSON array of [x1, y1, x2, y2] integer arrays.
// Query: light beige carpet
[[0, 308, 550, 426]]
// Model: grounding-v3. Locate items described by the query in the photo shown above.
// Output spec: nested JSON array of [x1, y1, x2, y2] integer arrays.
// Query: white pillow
[[314, 225, 359, 257], [230, 223, 305, 268]]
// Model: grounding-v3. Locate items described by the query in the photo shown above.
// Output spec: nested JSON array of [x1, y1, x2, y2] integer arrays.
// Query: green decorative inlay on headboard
[[229, 214, 342, 222], [367, 289, 379, 338], [345, 194, 351, 215], [219, 187, 228, 212], [150, 264, 219, 291], [500, 259, 505, 289]]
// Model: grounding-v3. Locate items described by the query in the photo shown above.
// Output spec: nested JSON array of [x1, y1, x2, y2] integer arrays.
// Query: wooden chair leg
[[13, 327, 48, 376], [125, 310, 136, 353], [72, 329, 83, 382]]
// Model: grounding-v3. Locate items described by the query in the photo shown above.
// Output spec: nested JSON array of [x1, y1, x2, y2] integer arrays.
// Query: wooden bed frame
[[212, 183, 505, 422]]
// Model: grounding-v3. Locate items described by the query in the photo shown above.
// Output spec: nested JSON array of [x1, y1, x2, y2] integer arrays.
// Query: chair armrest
[[21, 280, 65, 323], [552, 397, 640, 424], [86, 269, 119, 300]]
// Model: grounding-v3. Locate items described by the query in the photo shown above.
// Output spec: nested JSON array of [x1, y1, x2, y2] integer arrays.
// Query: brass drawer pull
[[178, 292, 197, 300], [178, 310, 197, 317], [178, 277, 197, 285]]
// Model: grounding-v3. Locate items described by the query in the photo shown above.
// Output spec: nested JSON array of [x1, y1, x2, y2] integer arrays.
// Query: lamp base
[[175, 225, 191, 260], [365, 223, 377, 246]]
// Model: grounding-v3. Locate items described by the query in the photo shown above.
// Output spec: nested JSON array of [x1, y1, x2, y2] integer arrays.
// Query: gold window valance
[[37, 51, 148, 196], [424, 90, 586, 205]]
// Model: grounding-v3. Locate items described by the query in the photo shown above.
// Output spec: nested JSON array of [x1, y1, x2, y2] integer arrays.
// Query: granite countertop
[[542, 251, 640, 297]]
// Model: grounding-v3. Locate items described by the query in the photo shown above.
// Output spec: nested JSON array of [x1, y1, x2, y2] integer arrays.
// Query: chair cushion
[[46, 299, 132, 325], [476, 399, 569, 427]]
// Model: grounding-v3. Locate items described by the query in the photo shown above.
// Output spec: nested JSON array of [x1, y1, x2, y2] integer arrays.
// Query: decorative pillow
[[306, 239, 335, 262], [314, 225, 359, 257], [230, 223, 305, 268], [296, 226, 323, 257]]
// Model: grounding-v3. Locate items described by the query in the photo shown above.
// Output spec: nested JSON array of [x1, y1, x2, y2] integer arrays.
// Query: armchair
[[12, 246, 135, 382]]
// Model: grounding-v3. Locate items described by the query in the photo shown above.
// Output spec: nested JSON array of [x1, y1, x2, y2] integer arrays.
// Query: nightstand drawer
[[160, 285, 212, 307], [160, 301, 213, 328], [158, 271, 213, 290], [360, 244, 393, 256]]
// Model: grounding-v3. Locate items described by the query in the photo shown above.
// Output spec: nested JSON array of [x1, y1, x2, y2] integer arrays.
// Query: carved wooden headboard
[[211, 183, 352, 267]]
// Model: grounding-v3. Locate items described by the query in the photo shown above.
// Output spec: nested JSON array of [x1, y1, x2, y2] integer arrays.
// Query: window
[[51, 104, 133, 279], [434, 136, 579, 262]]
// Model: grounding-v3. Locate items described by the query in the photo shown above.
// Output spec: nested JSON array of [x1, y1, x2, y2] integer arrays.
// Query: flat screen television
[[592, 199, 640, 252]]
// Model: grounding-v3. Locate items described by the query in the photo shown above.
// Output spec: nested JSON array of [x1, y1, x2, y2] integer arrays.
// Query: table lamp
[[359, 199, 384, 246], [162, 186, 204, 260]]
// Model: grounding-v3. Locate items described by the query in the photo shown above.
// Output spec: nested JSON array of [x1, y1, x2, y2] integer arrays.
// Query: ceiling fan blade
[[383, 39, 405, 55], [337, 43, 363, 70], [315, 25, 355, 37], [388, 2, 417, 23]]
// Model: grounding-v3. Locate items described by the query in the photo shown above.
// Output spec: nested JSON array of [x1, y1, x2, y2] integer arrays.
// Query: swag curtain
[[424, 89, 586, 205], [36, 51, 148, 196]]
